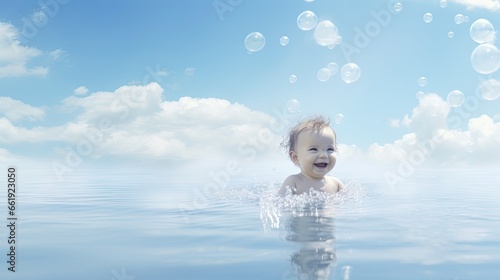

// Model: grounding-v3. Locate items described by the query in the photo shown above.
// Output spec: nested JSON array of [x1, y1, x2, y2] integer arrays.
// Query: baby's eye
[[309, 148, 317, 151], [327, 148, 335, 152]]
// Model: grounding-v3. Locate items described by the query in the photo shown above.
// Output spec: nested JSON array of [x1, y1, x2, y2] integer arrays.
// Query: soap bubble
[[297, 10, 318, 31], [286, 99, 301, 113], [245, 32, 265, 53], [470, 43, 500, 74], [423, 13, 433, 23], [280, 36, 289, 46], [439, 0, 447, 8], [335, 36, 343, 44], [341, 63, 361, 84], [394, 3, 403, 13], [478, 78, 500, 101], [448, 31, 454, 38], [327, 43, 336, 49], [464, 16, 469, 23], [416, 91, 425, 99], [334, 113, 345, 124], [327, 62, 338, 75], [454, 14, 464, 24], [447, 90, 465, 107], [470, 19, 496, 44], [317, 67, 331, 82], [289, 75, 297, 84], [314, 20, 339, 46], [418, 76, 428, 87]]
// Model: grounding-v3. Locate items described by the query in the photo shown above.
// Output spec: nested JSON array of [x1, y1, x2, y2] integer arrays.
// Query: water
[[2, 168, 499, 279]]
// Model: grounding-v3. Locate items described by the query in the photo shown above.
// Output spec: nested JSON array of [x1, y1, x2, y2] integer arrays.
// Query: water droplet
[[317, 67, 331, 82], [470, 18, 496, 44], [289, 74, 297, 84], [448, 31, 454, 38], [297, 10, 318, 31], [244, 32, 265, 53], [470, 43, 500, 75], [334, 113, 345, 124], [314, 20, 339, 46], [447, 90, 465, 107], [418, 76, 428, 87], [439, 0, 447, 8], [327, 62, 338, 75], [454, 14, 464, 24], [341, 63, 361, 84], [286, 99, 301, 113], [423, 13, 433, 23], [280, 36, 289, 46], [394, 3, 403, 12], [478, 79, 500, 101]]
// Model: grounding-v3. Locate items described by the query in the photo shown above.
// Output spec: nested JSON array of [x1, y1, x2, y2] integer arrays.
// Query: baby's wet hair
[[282, 115, 337, 161]]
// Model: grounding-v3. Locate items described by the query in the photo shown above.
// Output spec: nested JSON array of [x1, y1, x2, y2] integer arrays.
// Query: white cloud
[[0, 22, 48, 78], [449, 0, 500, 11], [49, 49, 66, 60], [0, 97, 45, 122], [73, 86, 89, 95]]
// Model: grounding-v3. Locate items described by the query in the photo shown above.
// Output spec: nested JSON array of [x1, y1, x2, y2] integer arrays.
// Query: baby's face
[[291, 127, 337, 179]]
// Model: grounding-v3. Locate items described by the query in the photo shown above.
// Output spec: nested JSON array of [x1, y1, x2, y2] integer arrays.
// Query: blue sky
[[1, 0, 499, 177]]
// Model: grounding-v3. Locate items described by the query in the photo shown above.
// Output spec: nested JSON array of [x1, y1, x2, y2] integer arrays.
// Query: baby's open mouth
[[314, 163, 328, 168]]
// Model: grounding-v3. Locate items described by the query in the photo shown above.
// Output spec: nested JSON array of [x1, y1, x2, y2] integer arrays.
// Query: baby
[[279, 116, 345, 196]]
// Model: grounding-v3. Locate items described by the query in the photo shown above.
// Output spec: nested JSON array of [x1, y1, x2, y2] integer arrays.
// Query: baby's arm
[[278, 175, 297, 196], [333, 177, 345, 192]]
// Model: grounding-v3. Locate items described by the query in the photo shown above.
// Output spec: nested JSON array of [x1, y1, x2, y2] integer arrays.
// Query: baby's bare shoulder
[[325, 176, 345, 192]]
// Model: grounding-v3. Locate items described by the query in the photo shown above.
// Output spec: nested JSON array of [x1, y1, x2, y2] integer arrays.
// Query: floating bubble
[[289, 74, 297, 84], [335, 36, 343, 44], [423, 13, 433, 23], [478, 78, 500, 101], [286, 99, 301, 113], [280, 36, 289, 46], [297, 10, 318, 31], [314, 20, 339, 46], [464, 16, 469, 23], [470, 43, 500, 74], [244, 32, 265, 53], [465, 142, 475, 153], [416, 91, 425, 99], [334, 113, 345, 124], [454, 14, 464, 24], [418, 76, 428, 87], [447, 90, 465, 107], [327, 43, 336, 49], [394, 3, 403, 13], [439, 0, 447, 8], [448, 31, 454, 38], [327, 62, 338, 75], [470, 19, 496, 44], [317, 67, 331, 82], [341, 63, 361, 84]]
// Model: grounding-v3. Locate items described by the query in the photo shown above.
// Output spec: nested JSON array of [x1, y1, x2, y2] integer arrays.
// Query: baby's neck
[[300, 172, 325, 182]]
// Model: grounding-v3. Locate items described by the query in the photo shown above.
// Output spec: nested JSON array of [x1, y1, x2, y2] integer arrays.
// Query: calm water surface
[[2, 167, 499, 280]]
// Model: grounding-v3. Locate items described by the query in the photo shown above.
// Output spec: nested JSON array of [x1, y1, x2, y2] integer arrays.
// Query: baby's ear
[[290, 151, 298, 164]]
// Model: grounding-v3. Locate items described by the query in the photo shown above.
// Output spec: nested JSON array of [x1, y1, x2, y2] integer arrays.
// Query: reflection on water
[[284, 202, 337, 280]]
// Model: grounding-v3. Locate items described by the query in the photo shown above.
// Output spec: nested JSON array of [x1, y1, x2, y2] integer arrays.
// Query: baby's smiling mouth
[[314, 163, 328, 168]]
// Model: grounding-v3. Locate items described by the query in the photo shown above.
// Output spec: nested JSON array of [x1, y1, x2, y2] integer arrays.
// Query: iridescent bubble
[[470, 19, 496, 44], [423, 13, 433, 23], [334, 113, 345, 124], [289, 74, 297, 84], [327, 62, 338, 75], [297, 10, 318, 31], [448, 31, 454, 38], [394, 3, 403, 13], [314, 20, 339, 46], [447, 90, 465, 107], [341, 63, 361, 84], [416, 91, 425, 99], [286, 99, 301, 113], [439, 0, 447, 8], [478, 78, 500, 101], [454, 14, 464, 24], [317, 67, 331, 82], [470, 43, 500, 74], [418, 76, 428, 87], [244, 32, 265, 53], [280, 36, 289, 46]]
